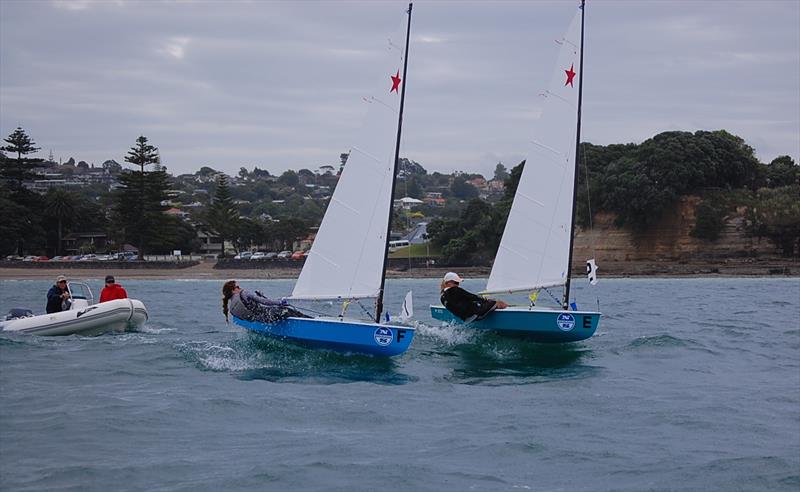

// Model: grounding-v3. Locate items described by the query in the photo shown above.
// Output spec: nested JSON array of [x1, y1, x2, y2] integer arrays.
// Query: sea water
[[0, 277, 798, 491]]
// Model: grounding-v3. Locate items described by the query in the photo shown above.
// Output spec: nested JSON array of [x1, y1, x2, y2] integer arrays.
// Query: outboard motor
[[4, 308, 34, 321]]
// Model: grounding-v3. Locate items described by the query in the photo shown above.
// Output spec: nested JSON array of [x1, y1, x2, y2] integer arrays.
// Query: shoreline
[[0, 258, 796, 281]]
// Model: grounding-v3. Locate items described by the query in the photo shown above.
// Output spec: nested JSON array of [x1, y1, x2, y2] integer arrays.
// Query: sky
[[1, 0, 798, 178]]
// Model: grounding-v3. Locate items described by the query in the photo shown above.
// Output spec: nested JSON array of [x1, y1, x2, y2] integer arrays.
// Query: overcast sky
[[1, 0, 798, 178]]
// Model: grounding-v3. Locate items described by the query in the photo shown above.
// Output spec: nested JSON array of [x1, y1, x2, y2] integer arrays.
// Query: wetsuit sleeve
[[242, 290, 281, 307], [253, 290, 282, 306], [455, 287, 484, 303]]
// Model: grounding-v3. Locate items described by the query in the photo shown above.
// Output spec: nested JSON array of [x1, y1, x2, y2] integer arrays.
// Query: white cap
[[443, 272, 463, 283]]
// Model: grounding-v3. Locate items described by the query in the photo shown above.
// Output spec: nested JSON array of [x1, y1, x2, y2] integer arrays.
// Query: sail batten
[[485, 10, 583, 296]]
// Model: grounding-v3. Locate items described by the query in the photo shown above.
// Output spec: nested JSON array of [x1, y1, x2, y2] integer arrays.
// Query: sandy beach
[[0, 256, 796, 281]]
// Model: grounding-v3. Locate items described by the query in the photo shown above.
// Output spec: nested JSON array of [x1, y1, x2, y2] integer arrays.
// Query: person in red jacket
[[99, 275, 128, 302]]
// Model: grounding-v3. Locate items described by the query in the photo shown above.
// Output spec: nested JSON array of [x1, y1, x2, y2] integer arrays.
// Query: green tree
[[0, 187, 45, 255], [746, 186, 800, 256], [266, 218, 308, 251], [126, 136, 159, 173], [112, 136, 169, 259], [427, 199, 502, 265], [691, 196, 728, 241], [405, 176, 423, 199], [450, 176, 479, 200], [235, 217, 265, 251], [0, 127, 43, 188], [278, 170, 299, 187], [44, 188, 78, 255], [493, 162, 509, 181], [205, 175, 240, 257], [146, 216, 200, 254], [765, 155, 799, 188]]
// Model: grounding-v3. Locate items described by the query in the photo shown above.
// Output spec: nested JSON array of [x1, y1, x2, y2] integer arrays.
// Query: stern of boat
[[430, 304, 600, 343]]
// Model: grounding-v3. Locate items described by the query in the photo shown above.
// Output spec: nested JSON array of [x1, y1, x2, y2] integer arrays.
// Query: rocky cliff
[[572, 196, 796, 276]]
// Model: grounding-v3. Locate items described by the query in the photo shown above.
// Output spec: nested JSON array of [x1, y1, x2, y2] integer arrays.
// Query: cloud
[[158, 37, 190, 60], [52, 0, 124, 11], [2, 1, 798, 176]]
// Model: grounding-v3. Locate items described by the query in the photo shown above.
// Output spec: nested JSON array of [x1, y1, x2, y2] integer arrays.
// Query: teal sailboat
[[431, 0, 601, 343]]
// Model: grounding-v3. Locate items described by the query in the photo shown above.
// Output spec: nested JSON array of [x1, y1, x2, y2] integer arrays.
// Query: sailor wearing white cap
[[439, 272, 508, 322]]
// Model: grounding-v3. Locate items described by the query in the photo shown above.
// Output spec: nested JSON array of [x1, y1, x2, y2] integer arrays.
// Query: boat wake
[[175, 335, 415, 385]]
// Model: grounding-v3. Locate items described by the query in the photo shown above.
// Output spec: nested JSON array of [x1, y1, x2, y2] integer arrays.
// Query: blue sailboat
[[233, 4, 416, 356], [430, 0, 601, 343]]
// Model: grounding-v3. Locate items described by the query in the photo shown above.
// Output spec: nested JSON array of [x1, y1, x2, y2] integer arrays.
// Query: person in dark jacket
[[440, 272, 508, 322], [221, 280, 309, 323], [46, 275, 71, 314], [99, 275, 128, 303]]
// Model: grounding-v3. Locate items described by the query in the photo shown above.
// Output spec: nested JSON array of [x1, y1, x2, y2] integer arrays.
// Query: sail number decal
[[556, 313, 575, 331], [373, 328, 409, 346], [374, 327, 393, 346]]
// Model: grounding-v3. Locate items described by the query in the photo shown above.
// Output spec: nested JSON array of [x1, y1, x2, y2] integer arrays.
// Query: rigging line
[[356, 299, 375, 320], [542, 286, 561, 305], [580, 141, 597, 259], [285, 303, 328, 317]]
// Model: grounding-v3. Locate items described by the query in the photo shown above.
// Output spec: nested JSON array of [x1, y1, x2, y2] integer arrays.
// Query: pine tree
[[112, 136, 169, 259], [205, 175, 240, 257], [0, 127, 43, 188]]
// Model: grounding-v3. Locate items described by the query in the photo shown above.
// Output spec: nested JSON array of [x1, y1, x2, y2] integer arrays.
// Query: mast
[[563, 0, 585, 309], [376, 2, 413, 323]]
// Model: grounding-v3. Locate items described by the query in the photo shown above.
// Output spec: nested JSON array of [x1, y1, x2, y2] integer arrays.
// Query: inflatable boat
[[0, 281, 148, 336]]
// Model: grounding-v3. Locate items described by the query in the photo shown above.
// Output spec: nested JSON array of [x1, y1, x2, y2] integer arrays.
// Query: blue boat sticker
[[374, 327, 393, 346], [556, 313, 576, 331]]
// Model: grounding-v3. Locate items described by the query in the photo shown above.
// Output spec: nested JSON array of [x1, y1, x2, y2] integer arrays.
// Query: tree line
[[2, 127, 797, 260], [428, 130, 799, 264], [0, 128, 326, 258]]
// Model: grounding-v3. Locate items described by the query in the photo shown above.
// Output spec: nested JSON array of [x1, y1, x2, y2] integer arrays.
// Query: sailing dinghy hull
[[430, 305, 599, 343], [233, 316, 415, 357], [1, 299, 148, 336]]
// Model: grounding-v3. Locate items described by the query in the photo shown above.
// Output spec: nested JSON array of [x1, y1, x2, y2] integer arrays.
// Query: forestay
[[484, 10, 582, 295], [290, 23, 407, 301]]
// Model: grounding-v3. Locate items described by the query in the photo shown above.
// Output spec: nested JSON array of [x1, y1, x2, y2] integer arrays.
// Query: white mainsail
[[290, 24, 407, 301], [484, 9, 583, 295]]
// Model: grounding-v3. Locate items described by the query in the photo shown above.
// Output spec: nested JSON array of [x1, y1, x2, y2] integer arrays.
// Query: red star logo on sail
[[390, 70, 401, 92], [564, 63, 576, 87]]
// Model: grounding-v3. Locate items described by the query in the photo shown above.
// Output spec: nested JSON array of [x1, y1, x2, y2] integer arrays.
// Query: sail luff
[[563, 0, 586, 309], [375, 2, 413, 323]]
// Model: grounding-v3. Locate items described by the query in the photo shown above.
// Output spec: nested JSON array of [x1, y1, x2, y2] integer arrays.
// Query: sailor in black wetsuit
[[439, 272, 508, 322]]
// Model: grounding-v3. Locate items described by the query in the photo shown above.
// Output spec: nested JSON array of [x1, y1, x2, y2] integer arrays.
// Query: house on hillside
[[487, 179, 505, 192], [62, 232, 109, 254], [423, 192, 446, 207], [467, 177, 488, 190], [394, 197, 424, 210], [165, 207, 189, 220]]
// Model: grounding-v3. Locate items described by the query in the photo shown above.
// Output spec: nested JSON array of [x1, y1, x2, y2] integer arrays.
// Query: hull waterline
[[233, 316, 414, 356]]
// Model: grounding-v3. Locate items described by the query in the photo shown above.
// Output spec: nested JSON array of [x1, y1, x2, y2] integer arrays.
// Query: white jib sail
[[290, 19, 407, 301], [484, 9, 582, 295]]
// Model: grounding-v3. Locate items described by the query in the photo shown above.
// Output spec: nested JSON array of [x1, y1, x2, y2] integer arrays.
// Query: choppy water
[[1, 277, 798, 491]]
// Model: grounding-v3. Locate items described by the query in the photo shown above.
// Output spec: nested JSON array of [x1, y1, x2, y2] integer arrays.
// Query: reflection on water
[[434, 332, 594, 385]]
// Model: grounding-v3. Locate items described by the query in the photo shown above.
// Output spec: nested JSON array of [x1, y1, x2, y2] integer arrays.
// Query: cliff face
[[571, 196, 795, 275]]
